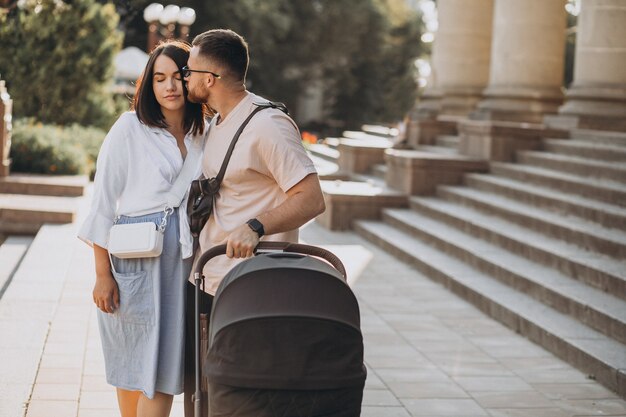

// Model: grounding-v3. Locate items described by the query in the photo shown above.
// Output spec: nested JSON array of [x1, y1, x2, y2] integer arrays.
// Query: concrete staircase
[[0, 174, 88, 234], [344, 128, 626, 397]]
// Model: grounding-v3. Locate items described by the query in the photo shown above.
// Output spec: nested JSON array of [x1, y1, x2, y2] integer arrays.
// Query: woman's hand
[[93, 272, 119, 314]]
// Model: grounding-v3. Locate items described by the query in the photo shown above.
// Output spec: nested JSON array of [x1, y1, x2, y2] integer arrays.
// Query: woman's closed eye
[[154, 74, 181, 82]]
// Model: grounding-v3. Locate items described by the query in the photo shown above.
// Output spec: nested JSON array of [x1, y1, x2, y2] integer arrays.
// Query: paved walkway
[[1, 212, 625, 416]]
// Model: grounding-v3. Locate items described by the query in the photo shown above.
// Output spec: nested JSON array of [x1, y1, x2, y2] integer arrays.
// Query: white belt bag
[[107, 208, 172, 259], [107, 142, 202, 260]]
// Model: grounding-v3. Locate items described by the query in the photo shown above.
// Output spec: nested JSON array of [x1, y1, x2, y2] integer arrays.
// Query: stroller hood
[[205, 252, 366, 390]]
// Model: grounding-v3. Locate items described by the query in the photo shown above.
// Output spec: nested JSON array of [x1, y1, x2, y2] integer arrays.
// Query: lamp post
[[143, 3, 164, 53], [159, 4, 180, 39], [143, 3, 196, 52], [177, 7, 196, 40]]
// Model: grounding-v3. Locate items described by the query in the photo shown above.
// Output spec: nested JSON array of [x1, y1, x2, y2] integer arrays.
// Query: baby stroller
[[192, 242, 366, 417]]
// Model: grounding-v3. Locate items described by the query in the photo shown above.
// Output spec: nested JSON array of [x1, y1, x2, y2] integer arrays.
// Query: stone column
[[432, 0, 494, 117], [0, 77, 11, 177], [473, 0, 567, 123], [554, 0, 626, 131], [411, 0, 494, 146]]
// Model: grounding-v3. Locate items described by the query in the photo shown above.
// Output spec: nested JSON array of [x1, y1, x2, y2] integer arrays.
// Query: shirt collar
[[142, 119, 205, 144]]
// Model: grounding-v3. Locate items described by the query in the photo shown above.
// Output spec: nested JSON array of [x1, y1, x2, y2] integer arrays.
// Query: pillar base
[[551, 85, 626, 132], [544, 114, 626, 133], [407, 117, 458, 148], [317, 180, 408, 230], [0, 159, 9, 177], [458, 120, 568, 162], [385, 149, 488, 195], [471, 86, 564, 124], [337, 139, 390, 174], [439, 86, 485, 117], [415, 89, 443, 120]]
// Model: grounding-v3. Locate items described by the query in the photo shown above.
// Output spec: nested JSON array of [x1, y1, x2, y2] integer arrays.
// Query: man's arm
[[225, 173, 325, 258]]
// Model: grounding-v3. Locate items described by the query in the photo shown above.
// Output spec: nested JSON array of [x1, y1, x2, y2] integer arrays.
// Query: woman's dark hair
[[192, 29, 249, 82], [133, 40, 208, 135]]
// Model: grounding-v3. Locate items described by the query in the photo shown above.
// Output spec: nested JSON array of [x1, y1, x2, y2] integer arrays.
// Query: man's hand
[[226, 223, 260, 258], [93, 272, 119, 314]]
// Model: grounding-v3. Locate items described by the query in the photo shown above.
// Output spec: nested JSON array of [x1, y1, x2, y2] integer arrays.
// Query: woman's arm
[[92, 245, 119, 313], [79, 114, 131, 313]]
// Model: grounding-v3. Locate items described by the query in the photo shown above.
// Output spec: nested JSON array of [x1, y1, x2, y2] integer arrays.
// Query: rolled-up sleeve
[[77, 115, 129, 248]]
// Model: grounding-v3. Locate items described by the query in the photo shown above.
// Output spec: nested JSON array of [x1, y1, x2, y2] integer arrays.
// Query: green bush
[[10, 119, 106, 179]]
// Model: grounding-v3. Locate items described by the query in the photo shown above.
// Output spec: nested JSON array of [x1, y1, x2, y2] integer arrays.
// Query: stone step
[[571, 129, 626, 147], [317, 179, 407, 230], [435, 135, 460, 148], [0, 194, 78, 234], [544, 139, 626, 162], [385, 149, 488, 195], [490, 162, 626, 207], [436, 185, 626, 258], [350, 172, 388, 189], [308, 154, 343, 179], [416, 145, 459, 155], [354, 219, 626, 397], [517, 151, 626, 184], [323, 137, 341, 149], [464, 173, 626, 230], [307, 143, 340, 162], [342, 131, 394, 146], [0, 236, 33, 299], [435, 186, 626, 291], [382, 206, 626, 344], [0, 174, 88, 197], [361, 124, 399, 138], [407, 193, 626, 296], [369, 163, 387, 181]]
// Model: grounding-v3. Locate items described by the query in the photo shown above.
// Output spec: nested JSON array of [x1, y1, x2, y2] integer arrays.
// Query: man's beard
[[186, 84, 209, 104]]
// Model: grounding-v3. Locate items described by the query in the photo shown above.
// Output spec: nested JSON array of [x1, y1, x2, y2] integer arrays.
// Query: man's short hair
[[192, 29, 249, 82]]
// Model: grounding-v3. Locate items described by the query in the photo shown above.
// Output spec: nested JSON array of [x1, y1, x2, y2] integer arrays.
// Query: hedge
[[10, 119, 106, 179]]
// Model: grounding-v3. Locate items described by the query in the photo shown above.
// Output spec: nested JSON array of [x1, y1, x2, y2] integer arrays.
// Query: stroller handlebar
[[193, 242, 347, 281]]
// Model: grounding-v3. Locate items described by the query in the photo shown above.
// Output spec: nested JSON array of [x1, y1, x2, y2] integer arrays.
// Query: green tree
[[100, 0, 424, 129], [0, 0, 123, 129], [331, 0, 423, 127], [176, 0, 424, 129]]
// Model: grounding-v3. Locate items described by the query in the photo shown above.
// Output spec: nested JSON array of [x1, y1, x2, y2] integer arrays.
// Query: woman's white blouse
[[78, 111, 206, 258]]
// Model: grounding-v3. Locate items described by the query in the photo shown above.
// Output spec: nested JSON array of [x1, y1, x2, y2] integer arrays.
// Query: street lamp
[[177, 7, 196, 40], [159, 4, 180, 39], [143, 3, 164, 53], [143, 4, 196, 52]]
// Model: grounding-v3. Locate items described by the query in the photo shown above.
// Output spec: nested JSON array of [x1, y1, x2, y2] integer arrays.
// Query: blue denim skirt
[[97, 208, 192, 399]]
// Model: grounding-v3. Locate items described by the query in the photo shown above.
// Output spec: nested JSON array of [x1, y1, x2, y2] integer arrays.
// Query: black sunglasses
[[181, 66, 221, 79]]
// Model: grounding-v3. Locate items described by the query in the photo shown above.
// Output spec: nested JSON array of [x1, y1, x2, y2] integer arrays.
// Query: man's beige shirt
[[195, 92, 317, 294]]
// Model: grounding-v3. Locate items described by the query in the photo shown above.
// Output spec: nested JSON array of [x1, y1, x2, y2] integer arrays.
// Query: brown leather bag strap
[[215, 101, 288, 185]]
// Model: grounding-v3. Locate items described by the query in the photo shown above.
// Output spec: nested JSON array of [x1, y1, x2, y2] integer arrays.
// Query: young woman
[[78, 40, 209, 417]]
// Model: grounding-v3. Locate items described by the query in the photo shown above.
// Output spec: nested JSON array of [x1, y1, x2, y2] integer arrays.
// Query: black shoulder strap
[[214, 101, 289, 184]]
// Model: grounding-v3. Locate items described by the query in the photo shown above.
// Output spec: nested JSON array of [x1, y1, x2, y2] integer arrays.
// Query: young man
[[182, 29, 325, 416]]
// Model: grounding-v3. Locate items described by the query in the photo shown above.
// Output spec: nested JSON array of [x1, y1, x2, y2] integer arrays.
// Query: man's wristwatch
[[246, 218, 265, 237]]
